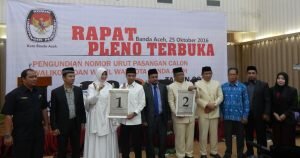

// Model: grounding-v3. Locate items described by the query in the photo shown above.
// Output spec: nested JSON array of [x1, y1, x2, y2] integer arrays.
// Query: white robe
[[83, 82, 119, 158]]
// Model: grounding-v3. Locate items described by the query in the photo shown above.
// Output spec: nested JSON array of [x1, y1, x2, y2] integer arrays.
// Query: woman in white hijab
[[83, 67, 119, 158]]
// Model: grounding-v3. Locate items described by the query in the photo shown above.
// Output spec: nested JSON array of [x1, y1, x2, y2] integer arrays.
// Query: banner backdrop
[[6, 0, 227, 95]]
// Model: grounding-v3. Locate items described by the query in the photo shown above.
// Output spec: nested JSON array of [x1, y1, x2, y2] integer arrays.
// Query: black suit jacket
[[50, 85, 86, 134], [142, 82, 170, 126], [244, 80, 271, 119]]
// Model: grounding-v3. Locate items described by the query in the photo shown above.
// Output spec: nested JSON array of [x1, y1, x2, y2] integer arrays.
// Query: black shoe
[[210, 153, 221, 158], [185, 156, 193, 158], [200, 155, 207, 158]]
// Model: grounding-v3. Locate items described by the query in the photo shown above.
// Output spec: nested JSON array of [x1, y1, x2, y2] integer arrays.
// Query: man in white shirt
[[195, 66, 223, 158], [168, 67, 196, 158], [119, 67, 146, 158]]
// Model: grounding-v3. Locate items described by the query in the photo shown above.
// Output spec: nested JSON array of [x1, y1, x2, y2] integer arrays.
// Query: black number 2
[[116, 97, 122, 108], [183, 97, 189, 107]]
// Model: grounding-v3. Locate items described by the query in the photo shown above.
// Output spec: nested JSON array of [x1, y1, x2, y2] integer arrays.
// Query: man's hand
[[44, 125, 49, 134], [188, 86, 197, 91], [204, 102, 216, 113], [273, 112, 281, 122], [3, 135, 13, 146], [279, 114, 286, 121], [81, 123, 85, 129], [262, 114, 270, 122], [3, 115, 13, 146], [204, 107, 212, 113], [206, 102, 216, 110], [143, 122, 148, 126], [52, 129, 60, 136], [241, 118, 248, 124], [127, 113, 137, 120]]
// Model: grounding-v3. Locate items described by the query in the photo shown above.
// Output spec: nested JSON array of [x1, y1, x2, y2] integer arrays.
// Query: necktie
[[153, 85, 159, 115]]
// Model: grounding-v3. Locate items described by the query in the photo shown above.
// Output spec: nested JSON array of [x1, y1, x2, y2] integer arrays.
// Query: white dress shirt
[[120, 81, 146, 125]]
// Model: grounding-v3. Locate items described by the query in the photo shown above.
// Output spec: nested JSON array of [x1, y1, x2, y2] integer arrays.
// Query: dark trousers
[[120, 124, 142, 158], [272, 121, 296, 146], [224, 120, 245, 158], [13, 132, 44, 158], [146, 115, 167, 158], [57, 118, 81, 158], [245, 113, 267, 156]]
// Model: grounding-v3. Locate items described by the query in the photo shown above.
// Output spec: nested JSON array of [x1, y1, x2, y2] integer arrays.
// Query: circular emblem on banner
[[26, 9, 57, 42]]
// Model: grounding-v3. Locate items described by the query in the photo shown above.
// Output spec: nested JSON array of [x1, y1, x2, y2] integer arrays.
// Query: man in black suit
[[142, 69, 170, 158], [244, 66, 271, 158], [50, 67, 86, 158]]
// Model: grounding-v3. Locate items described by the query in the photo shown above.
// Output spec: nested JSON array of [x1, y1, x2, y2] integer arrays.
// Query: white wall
[[0, 0, 5, 24], [256, 0, 300, 39]]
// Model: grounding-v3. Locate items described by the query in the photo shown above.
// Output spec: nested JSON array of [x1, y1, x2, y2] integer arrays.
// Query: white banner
[[108, 89, 129, 118], [6, 0, 227, 96], [176, 90, 196, 117]]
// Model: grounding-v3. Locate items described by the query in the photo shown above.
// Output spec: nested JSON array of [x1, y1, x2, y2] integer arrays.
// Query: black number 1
[[183, 97, 189, 107], [116, 97, 122, 108]]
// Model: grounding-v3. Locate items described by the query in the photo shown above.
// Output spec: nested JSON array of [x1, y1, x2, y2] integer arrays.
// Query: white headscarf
[[94, 67, 107, 85]]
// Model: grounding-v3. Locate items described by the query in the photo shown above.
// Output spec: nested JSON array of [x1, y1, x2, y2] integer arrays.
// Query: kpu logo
[[26, 9, 57, 42]]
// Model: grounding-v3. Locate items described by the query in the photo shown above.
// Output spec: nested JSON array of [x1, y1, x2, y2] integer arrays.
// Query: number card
[[176, 90, 196, 116], [108, 89, 129, 118]]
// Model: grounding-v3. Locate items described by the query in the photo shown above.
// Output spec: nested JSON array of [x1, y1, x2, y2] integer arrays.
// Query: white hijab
[[94, 67, 107, 85]]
